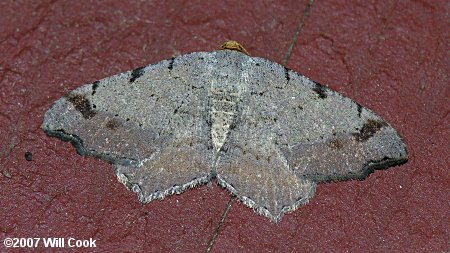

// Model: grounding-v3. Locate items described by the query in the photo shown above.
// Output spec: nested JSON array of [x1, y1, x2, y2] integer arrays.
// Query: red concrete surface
[[0, 0, 448, 252]]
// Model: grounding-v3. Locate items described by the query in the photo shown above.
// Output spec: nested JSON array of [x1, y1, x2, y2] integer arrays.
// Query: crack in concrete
[[282, 0, 314, 66], [205, 196, 235, 253]]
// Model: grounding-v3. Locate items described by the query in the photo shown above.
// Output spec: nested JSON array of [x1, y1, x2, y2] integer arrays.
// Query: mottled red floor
[[1, 1, 448, 252]]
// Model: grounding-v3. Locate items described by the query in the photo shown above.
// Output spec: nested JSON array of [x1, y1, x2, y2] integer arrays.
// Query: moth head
[[219, 41, 250, 55]]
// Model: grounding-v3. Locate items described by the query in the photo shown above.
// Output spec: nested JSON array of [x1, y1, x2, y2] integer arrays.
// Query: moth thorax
[[210, 88, 239, 152]]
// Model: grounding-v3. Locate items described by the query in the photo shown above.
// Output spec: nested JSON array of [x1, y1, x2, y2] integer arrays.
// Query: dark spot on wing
[[327, 139, 344, 149], [206, 115, 212, 128], [229, 121, 237, 130], [24, 151, 33, 161], [352, 119, 387, 141], [130, 66, 145, 83], [357, 103, 362, 117], [168, 57, 175, 70], [92, 81, 100, 95], [312, 83, 327, 99], [106, 119, 122, 130], [173, 103, 182, 114], [65, 94, 97, 119], [284, 67, 290, 82]]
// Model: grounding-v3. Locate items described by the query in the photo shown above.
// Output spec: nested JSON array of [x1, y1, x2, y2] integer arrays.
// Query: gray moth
[[42, 49, 408, 222]]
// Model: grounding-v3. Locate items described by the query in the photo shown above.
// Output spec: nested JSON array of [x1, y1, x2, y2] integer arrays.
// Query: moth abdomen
[[210, 88, 239, 152]]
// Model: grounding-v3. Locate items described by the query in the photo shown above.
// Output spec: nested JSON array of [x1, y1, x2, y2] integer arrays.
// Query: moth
[[42, 41, 407, 222]]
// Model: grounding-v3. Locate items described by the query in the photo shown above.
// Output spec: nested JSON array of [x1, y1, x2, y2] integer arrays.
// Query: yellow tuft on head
[[219, 41, 250, 55]]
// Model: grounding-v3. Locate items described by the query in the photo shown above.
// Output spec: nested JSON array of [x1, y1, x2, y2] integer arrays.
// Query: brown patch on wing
[[106, 119, 122, 130], [327, 139, 344, 149], [65, 93, 96, 119], [353, 119, 387, 141]]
